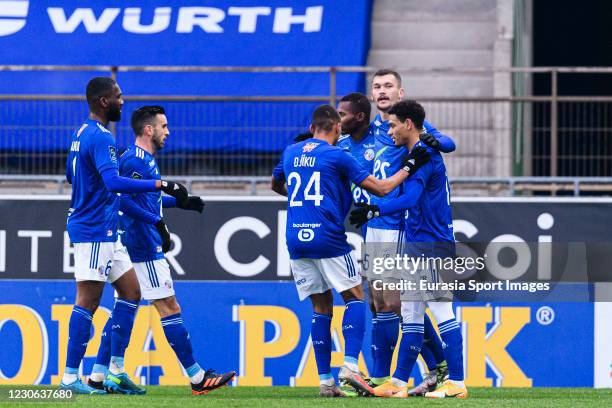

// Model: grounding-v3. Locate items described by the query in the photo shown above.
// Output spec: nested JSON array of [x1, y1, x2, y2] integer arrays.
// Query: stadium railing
[[2, 174, 612, 197], [0, 65, 611, 184]]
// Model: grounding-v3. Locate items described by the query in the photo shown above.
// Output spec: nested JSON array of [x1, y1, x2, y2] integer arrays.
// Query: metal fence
[[3, 174, 612, 197], [0, 65, 611, 179]]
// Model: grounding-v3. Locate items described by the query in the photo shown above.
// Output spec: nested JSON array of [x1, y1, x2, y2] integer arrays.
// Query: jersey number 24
[[287, 171, 323, 207]]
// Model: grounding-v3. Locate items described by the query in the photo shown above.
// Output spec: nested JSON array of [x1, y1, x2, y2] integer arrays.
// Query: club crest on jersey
[[108, 146, 117, 163], [302, 142, 319, 153], [364, 148, 375, 161]]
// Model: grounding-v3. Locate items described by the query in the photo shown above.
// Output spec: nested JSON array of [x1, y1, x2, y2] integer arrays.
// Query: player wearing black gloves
[[350, 146, 429, 227], [155, 194, 205, 252], [177, 195, 205, 213], [159, 180, 189, 202], [419, 133, 440, 150]]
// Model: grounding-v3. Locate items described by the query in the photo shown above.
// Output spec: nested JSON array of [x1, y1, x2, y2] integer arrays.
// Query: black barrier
[[1, 197, 612, 281]]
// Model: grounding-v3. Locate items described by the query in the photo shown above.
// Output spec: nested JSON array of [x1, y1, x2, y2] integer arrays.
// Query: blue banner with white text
[[0, 0, 372, 153]]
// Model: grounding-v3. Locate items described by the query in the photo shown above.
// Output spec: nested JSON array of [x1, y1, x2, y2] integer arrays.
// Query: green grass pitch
[[1, 386, 612, 407]]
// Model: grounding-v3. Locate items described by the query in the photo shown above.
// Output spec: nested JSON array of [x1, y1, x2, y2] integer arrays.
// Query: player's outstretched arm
[[359, 173, 407, 197], [271, 176, 288, 197], [421, 121, 456, 153], [358, 146, 430, 197], [349, 181, 425, 227], [100, 167, 188, 201], [119, 194, 161, 224], [176, 195, 205, 213]]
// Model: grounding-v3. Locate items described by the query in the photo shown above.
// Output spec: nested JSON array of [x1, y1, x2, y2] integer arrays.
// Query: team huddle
[[271, 70, 466, 398], [61, 70, 465, 399]]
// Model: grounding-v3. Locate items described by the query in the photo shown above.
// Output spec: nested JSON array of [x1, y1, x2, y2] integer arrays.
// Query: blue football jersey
[[369, 114, 407, 230], [402, 142, 454, 244], [336, 131, 376, 205], [66, 119, 120, 243], [395, 142, 455, 258], [369, 114, 447, 231], [118, 145, 165, 263], [276, 139, 370, 259]]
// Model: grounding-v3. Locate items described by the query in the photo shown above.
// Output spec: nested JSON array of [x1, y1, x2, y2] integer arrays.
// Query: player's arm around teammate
[[88, 106, 233, 396], [62, 79, 192, 395], [350, 101, 467, 399]]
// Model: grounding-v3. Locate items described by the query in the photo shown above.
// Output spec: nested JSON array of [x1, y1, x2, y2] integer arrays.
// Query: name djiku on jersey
[[294, 155, 316, 167]]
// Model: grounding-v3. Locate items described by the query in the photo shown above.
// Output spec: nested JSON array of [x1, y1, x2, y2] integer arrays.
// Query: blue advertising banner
[[0, 1, 373, 154], [0, 1, 372, 66], [0, 1, 372, 94], [0, 280, 594, 387]]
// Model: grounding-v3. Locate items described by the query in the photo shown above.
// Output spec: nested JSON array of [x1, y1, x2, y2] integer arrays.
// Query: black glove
[[349, 203, 381, 228], [419, 133, 440, 150], [160, 180, 188, 202], [155, 219, 172, 253], [401, 146, 430, 175], [177, 196, 205, 213]]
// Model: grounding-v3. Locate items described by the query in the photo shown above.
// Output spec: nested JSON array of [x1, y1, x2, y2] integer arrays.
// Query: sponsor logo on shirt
[[297, 228, 315, 242], [302, 142, 319, 153]]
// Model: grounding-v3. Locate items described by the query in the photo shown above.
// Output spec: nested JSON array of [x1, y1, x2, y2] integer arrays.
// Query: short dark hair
[[131, 105, 165, 135], [373, 69, 402, 87], [294, 132, 314, 142], [311, 105, 340, 132], [339, 92, 371, 119], [86, 77, 117, 108], [388, 100, 425, 130]]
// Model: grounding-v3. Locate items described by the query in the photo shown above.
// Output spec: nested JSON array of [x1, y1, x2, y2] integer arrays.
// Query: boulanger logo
[[297, 228, 314, 242], [0, 0, 29, 36]]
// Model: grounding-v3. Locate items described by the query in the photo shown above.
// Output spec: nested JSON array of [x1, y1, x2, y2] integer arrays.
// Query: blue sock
[[424, 314, 445, 365], [370, 317, 378, 371], [311, 313, 332, 378], [438, 318, 464, 381], [65, 305, 94, 375], [393, 323, 424, 382], [419, 341, 438, 371], [161, 313, 197, 370], [342, 300, 365, 363], [373, 312, 399, 378], [92, 315, 112, 375], [110, 298, 138, 369]]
